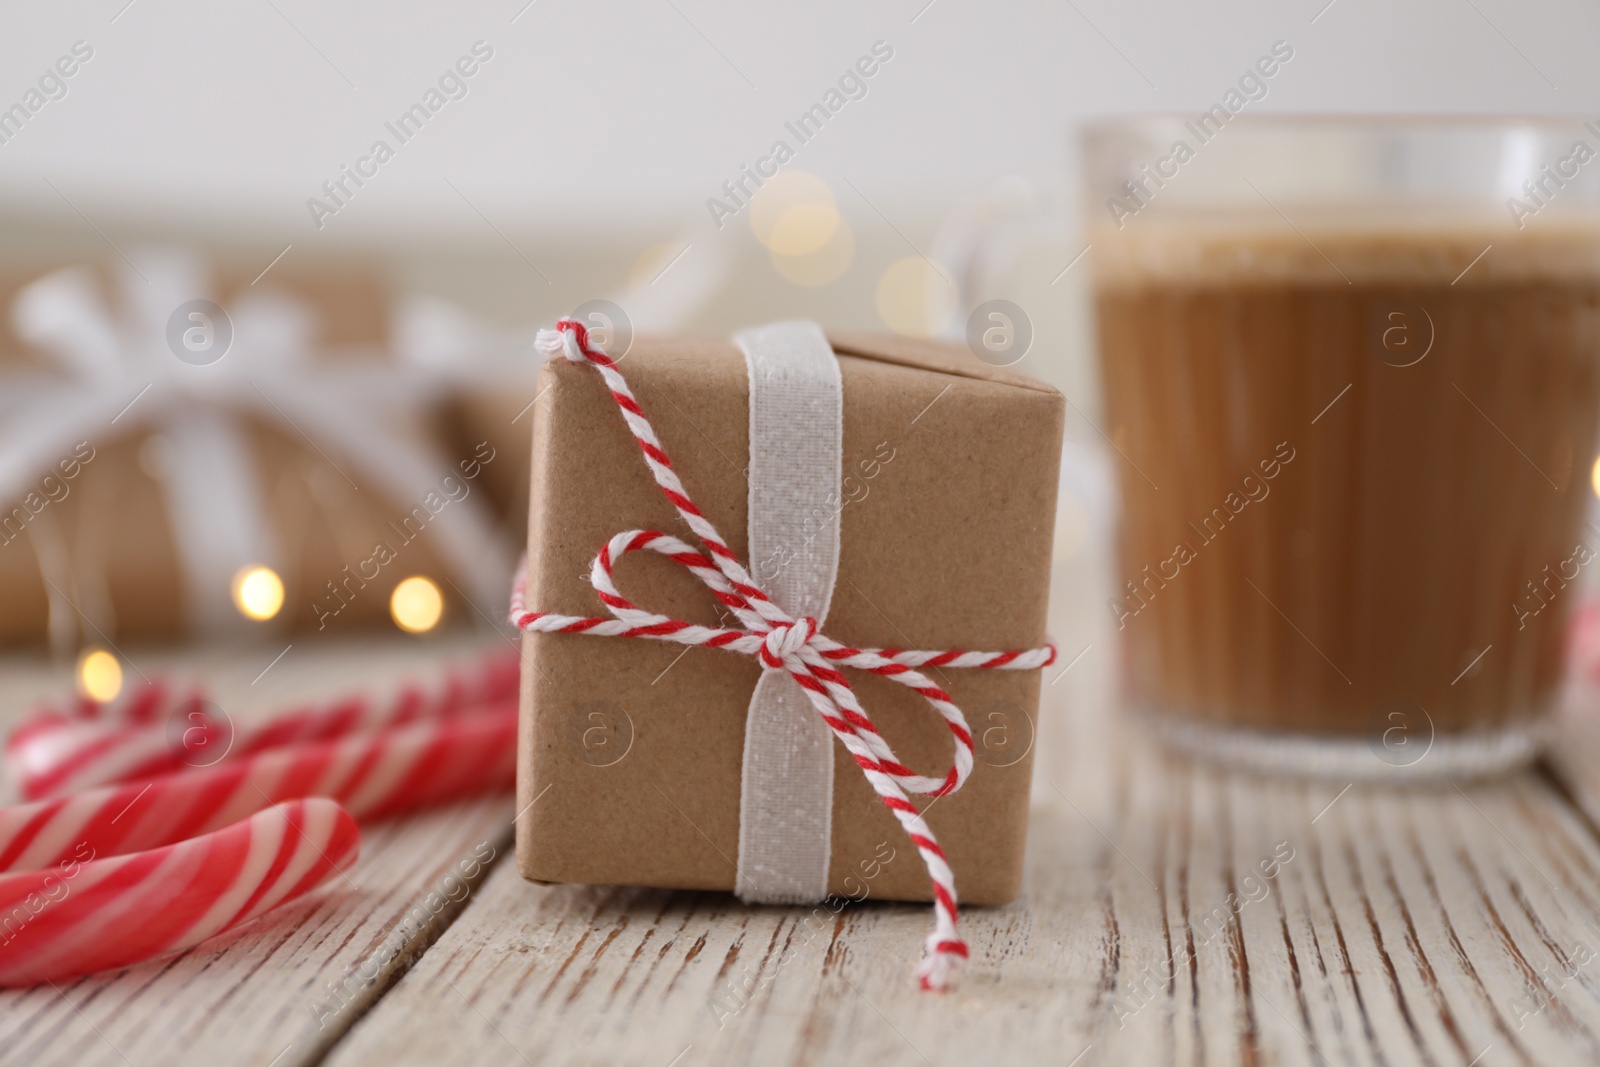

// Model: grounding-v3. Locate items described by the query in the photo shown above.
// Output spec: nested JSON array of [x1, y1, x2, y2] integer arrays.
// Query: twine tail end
[[916, 937, 968, 992]]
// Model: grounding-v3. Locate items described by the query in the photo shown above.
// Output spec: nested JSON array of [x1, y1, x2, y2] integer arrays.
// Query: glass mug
[[1083, 116, 1600, 779]]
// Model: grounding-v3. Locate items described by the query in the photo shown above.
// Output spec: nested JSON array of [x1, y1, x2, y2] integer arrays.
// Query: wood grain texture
[[324, 689, 1600, 1067], [8, 607, 1600, 1064], [0, 636, 518, 1067]]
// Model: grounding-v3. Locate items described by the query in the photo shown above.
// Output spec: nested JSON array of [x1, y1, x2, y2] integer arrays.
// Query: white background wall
[[2, 0, 1594, 234], [1, 0, 1597, 394]]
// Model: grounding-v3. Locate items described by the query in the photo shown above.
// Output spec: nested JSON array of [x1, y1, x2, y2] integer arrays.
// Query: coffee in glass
[[1085, 117, 1600, 778]]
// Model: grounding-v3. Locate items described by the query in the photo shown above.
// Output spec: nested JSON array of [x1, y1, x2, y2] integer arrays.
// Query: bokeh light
[[747, 172, 854, 287], [875, 256, 958, 336], [231, 565, 285, 621], [77, 648, 122, 703], [1590, 454, 1600, 499], [770, 216, 855, 287], [749, 171, 836, 249], [766, 202, 839, 257], [390, 576, 444, 634]]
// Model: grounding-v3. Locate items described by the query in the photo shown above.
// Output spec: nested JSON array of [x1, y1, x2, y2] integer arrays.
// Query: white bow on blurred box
[[0, 248, 516, 650]]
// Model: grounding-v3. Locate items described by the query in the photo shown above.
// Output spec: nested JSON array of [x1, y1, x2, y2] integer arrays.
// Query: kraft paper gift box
[[516, 331, 1064, 904]]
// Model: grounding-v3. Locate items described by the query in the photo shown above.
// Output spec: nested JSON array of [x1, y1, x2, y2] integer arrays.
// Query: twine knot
[[535, 323, 588, 364], [759, 617, 819, 669]]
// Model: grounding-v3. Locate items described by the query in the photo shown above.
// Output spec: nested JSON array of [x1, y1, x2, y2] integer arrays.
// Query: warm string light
[[231, 565, 284, 621], [390, 576, 444, 633], [750, 172, 854, 286], [76, 649, 122, 703]]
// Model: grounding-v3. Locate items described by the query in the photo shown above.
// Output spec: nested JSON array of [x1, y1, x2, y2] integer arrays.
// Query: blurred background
[[2, 0, 1598, 696]]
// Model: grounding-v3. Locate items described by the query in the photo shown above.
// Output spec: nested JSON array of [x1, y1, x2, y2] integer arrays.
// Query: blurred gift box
[[0, 247, 539, 650]]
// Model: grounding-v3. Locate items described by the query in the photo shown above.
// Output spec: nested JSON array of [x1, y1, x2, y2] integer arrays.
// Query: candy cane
[[0, 705, 514, 986], [0, 797, 358, 986], [6, 650, 519, 801], [0, 707, 517, 878]]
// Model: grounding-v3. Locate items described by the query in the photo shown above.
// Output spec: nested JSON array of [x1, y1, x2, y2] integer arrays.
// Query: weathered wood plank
[[325, 682, 1600, 1067], [9, 571, 1600, 1065], [0, 636, 517, 1067]]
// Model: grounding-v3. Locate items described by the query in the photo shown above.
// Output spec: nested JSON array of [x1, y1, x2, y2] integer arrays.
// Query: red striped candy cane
[[0, 797, 358, 986], [6, 650, 519, 801], [0, 708, 515, 874], [5, 680, 202, 802], [0, 668, 515, 987], [512, 319, 1055, 991]]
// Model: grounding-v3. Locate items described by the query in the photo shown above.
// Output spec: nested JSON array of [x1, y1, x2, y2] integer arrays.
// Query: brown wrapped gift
[[516, 331, 1064, 904]]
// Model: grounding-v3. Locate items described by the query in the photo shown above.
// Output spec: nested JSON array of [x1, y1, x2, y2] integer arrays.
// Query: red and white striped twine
[[510, 319, 1055, 991]]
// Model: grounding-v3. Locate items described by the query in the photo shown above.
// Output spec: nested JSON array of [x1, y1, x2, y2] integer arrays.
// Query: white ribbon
[[2, 249, 513, 641], [733, 320, 842, 904]]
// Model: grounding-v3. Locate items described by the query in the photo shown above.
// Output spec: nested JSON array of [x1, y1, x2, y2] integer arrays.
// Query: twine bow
[[509, 319, 1055, 991]]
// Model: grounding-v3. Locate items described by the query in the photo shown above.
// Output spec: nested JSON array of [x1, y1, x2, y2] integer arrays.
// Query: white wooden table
[[6, 596, 1600, 1067]]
